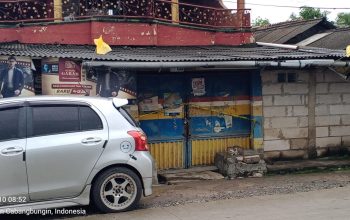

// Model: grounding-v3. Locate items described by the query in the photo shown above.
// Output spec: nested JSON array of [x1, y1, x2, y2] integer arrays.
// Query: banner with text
[[42, 58, 95, 96], [0, 55, 35, 98]]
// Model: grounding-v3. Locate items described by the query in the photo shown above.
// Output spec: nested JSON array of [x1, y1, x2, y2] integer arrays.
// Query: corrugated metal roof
[[254, 18, 335, 44], [0, 43, 346, 62], [296, 33, 332, 46], [307, 28, 350, 50]]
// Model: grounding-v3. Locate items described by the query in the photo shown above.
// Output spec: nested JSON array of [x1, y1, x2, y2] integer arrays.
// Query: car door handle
[[81, 137, 103, 144], [1, 146, 24, 155]]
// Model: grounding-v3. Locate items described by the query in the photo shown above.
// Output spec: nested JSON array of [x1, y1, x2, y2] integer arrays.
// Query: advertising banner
[[59, 58, 81, 82], [86, 66, 137, 99], [42, 58, 95, 96], [42, 60, 137, 98], [0, 55, 35, 98]]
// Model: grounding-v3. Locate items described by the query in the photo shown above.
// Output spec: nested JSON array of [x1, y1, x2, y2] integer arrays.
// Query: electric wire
[[224, 0, 350, 10]]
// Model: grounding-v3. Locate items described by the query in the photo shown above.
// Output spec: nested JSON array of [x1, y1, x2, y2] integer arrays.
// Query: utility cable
[[224, 0, 350, 10]]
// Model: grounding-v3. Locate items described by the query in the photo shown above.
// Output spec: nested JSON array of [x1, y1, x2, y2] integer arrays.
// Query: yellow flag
[[94, 35, 112, 55], [346, 45, 350, 57]]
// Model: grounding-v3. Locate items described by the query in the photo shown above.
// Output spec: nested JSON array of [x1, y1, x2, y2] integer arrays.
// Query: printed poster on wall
[[138, 95, 159, 112], [41, 58, 94, 96], [163, 93, 183, 116], [0, 55, 35, 98], [42, 62, 58, 74], [86, 66, 137, 99], [59, 58, 81, 82], [42, 61, 137, 98], [192, 77, 206, 96]]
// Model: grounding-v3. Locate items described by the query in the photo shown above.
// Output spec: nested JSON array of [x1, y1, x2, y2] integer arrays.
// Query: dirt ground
[[139, 169, 350, 209], [5, 169, 350, 219]]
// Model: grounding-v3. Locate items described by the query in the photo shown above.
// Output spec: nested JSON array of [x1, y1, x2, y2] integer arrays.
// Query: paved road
[[70, 185, 350, 220]]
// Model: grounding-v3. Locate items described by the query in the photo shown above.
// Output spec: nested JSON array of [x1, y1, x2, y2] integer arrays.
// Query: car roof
[[0, 96, 128, 107]]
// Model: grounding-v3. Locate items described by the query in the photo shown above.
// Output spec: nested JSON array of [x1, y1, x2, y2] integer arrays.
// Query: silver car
[[0, 96, 153, 213]]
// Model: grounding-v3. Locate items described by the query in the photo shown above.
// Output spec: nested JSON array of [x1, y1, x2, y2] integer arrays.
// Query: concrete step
[[158, 166, 218, 175], [158, 158, 350, 184], [158, 166, 223, 183]]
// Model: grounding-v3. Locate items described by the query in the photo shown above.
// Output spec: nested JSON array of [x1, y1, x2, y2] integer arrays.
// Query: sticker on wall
[[223, 115, 233, 128], [192, 78, 206, 96], [163, 93, 183, 116], [0, 55, 35, 98], [42, 63, 58, 74], [213, 120, 225, 133], [139, 95, 159, 112]]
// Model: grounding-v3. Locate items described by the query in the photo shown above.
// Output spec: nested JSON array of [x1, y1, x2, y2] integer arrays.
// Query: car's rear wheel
[[91, 167, 142, 213]]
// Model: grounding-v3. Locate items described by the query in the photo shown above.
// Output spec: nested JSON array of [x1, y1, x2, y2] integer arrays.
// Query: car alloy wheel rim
[[100, 173, 137, 210]]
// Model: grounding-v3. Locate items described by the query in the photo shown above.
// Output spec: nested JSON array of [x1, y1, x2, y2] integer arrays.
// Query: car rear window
[[80, 106, 103, 130], [32, 106, 80, 136], [118, 107, 139, 127], [30, 105, 103, 137]]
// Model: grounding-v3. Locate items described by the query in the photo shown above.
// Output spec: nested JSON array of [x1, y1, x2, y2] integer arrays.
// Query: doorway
[[137, 71, 254, 169]]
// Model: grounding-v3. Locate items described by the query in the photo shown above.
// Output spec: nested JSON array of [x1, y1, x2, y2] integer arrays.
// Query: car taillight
[[127, 130, 149, 151]]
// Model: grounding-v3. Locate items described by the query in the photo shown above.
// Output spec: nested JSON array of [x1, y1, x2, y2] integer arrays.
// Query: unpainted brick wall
[[261, 69, 350, 158], [315, 70, 350, 149], [262, 70, 309, 152]]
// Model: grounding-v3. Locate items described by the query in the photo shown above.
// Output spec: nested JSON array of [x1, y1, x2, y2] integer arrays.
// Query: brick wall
[[315, 70, 350, 156], [261, 69, 350, 160], [262, 70, 309, 159]]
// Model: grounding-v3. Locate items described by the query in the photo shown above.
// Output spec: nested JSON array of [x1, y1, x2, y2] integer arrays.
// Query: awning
[[0, 43, 346, 62]]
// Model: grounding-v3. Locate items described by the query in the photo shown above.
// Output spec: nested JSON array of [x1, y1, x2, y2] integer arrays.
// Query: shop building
[[0, 0, 349, 170]]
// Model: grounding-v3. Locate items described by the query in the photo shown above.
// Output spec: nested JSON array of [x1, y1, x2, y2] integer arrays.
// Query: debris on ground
[[214, 146, 267, 178], [159, 170, 224, 184], [140, 170, 350, 209]]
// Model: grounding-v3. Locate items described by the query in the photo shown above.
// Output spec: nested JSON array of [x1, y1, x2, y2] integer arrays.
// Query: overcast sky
[[223, 0, 350, 24]]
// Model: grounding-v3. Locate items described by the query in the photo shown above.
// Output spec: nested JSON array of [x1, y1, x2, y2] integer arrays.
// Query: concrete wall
[[261, 69, 350, 160], [315, 69, 350, 156]]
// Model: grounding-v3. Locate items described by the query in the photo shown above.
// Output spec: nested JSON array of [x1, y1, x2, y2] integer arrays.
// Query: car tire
[[91, 167, 142, 213]]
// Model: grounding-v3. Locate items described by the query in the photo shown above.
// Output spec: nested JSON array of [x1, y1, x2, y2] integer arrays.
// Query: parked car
[[0, 96, 153, 213]]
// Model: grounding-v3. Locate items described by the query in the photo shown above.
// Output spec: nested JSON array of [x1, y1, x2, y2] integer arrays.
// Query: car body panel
[[0, 104, 28, 205], [0, 185, 91, 213], [0, 96, 154, 211], [112, 98, 129, 107], [0, 138, 28, 204], [26, 130, 107, 201], [127, 151, 154, 179], [26, 101, 109, 201]]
